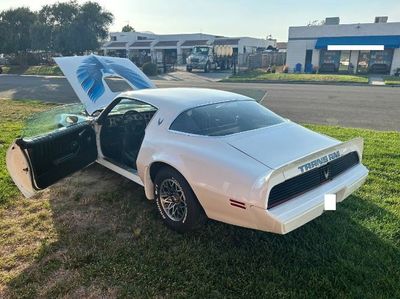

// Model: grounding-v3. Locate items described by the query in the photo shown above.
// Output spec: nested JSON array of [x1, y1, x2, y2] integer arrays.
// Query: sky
[[1, 0, 400, 41]]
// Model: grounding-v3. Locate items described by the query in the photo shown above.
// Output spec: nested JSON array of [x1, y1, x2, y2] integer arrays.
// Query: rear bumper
[[249, 164, 368, 234]]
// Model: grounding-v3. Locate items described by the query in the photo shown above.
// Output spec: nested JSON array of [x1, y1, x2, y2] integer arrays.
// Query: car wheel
[[204, 62, 210, 73], [186, 66, 192, 72], [154, 167, 206, 233]]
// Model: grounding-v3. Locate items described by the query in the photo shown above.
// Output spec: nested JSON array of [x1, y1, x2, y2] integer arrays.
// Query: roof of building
[[130, 41, 154, 47], [276, 42, 287, 49], [181, 40, 210, 47], [214, 38, 240, 45], [154, 40, 179, 47], [105, 42, 127, 48]]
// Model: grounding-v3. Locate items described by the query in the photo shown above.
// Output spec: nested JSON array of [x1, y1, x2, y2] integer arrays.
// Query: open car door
[[6, 105, 97, 198]]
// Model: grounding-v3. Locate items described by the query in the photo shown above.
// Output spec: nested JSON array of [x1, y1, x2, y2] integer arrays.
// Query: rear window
[[170, 100, 284, 136]]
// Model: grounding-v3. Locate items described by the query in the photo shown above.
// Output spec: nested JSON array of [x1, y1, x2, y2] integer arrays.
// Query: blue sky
[[1, 0, 400, 41]]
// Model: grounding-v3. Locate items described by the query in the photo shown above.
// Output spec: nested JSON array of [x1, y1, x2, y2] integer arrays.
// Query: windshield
[[192, 47, 209, 55], [170, 100, 284, 136]]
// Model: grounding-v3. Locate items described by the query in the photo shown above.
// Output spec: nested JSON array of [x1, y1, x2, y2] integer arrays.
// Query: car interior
[[99, 98, 157, 170]]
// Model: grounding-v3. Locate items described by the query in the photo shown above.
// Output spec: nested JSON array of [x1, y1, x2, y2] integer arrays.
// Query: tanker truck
[[186, 45, 234, 72]]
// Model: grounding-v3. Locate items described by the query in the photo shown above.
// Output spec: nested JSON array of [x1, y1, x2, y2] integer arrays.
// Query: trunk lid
[[227, 122, 339, 169]]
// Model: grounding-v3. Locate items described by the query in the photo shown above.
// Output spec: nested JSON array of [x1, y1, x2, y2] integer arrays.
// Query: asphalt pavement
[[0, 74, 399, 131]]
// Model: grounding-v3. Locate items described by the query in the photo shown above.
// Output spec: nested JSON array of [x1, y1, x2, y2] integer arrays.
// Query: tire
[[204, 62, 210, 73], [154, 167, 207, 233], [186, 66, 192, 72]]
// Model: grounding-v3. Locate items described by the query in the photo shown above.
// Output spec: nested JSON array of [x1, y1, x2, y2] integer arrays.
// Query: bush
[[142, 62, 158, 76]]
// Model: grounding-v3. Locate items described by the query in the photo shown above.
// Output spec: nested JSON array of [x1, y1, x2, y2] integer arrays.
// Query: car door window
[[21, 103, 90, 140]]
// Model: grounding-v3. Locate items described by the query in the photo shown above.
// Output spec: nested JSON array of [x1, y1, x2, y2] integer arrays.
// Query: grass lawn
[[0, 99, 399, 298], [224, 69, 369, 84], [1, 65, 63, 76], [383, 76, 400, 86]]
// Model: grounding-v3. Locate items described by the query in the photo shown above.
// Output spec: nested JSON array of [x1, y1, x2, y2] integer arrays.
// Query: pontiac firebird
[[6, 55, 369, 234]]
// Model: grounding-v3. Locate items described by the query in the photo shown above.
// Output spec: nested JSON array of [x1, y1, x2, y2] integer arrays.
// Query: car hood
[[226, 122, 340, 169], [54, 55, 155, 115]]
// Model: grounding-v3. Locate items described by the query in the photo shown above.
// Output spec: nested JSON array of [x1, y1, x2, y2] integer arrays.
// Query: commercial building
[[286, 17, 400, 75], [102, 31, 275, 67]]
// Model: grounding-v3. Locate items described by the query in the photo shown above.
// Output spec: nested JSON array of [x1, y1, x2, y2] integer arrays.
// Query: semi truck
[[186, 45, 235, 72]]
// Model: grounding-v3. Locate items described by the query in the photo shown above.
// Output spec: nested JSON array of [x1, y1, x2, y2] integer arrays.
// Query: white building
[[102, 31, 275, 66], [286, 17, 400, 75]]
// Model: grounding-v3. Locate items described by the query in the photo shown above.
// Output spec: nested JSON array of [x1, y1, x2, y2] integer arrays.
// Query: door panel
[[15, 122, 97, 190]]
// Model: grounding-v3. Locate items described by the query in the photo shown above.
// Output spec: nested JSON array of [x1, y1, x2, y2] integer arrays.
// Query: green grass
[[0, 99, 399, 298], [224, 69, 369, 84], [1, 65, 62, 76], [0, 99, 54, 205], [383, 76, 400, 86]]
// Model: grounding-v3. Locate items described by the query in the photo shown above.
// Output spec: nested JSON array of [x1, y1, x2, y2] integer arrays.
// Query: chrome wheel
[[159, 178, 187, 221]]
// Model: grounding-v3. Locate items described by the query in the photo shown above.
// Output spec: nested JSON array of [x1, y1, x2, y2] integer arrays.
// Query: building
[[102, 31, 275, 67], [276, 42, 287, 53], [286, 17, 400, 75]]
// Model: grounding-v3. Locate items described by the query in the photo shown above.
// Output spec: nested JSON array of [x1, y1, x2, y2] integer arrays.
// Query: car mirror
[[66, 115, 79, 124]]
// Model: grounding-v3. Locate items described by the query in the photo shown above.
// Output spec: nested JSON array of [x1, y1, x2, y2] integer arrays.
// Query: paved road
[[1, 74, 399, 131]]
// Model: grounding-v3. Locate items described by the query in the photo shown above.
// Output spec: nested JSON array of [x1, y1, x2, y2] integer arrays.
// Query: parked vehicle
[[7, 55, 369, 234], [186, 45, 234, 72]]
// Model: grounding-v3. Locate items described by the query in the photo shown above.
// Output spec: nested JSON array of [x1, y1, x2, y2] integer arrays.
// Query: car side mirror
[[66, 115, 79, 124]]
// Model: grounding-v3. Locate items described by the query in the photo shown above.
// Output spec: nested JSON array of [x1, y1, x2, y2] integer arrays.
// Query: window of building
[[339, 51, 351, 72], [111, 36, 117, 41], [370, 49, 393, 73], [319, 50, 340, 72], [357, 51, 370, 74]]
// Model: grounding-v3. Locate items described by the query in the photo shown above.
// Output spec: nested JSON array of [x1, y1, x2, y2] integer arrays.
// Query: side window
[[21, 103, 89, 139]]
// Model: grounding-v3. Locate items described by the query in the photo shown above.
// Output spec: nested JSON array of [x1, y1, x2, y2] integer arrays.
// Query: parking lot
[[0, 73, 399, 131]]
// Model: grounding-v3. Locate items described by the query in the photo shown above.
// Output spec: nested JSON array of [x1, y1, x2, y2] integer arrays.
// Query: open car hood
[[54, 55, 155, 115]]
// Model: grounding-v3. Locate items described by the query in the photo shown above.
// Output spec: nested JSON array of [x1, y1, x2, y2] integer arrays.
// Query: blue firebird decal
[[76, 55, 153, 102]]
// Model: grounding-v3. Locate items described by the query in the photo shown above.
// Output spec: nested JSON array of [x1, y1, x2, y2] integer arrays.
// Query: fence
[[248, 52, 287, 69]]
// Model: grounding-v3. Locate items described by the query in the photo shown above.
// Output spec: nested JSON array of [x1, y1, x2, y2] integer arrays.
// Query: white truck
[[186, 45, 234, 72]]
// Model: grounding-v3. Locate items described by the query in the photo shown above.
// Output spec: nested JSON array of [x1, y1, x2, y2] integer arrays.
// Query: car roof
[[119, 88, 253, 112]]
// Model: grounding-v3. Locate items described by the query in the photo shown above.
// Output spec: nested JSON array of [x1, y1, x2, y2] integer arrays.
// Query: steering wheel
[[121, 110, 147, 166]]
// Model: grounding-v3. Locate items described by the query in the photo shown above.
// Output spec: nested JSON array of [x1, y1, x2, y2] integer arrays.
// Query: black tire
[[204, 62, 210, 73], [154, 167, 207, 233], [186, 66, 192, 72]]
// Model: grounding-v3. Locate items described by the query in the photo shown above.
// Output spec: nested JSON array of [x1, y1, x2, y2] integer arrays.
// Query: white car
[[6, 55, 369, 234]]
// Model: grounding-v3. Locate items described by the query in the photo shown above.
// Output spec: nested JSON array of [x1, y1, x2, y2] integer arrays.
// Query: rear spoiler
[[263, 137, 364, 207]]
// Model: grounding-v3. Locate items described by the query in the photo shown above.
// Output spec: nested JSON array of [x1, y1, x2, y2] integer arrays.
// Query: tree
[[30, 22, 52, 51], [75, 2, 113, 53], [122, 24, 135, 32], [0, 7, 37, 54], [0, 1, 113, 56]]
